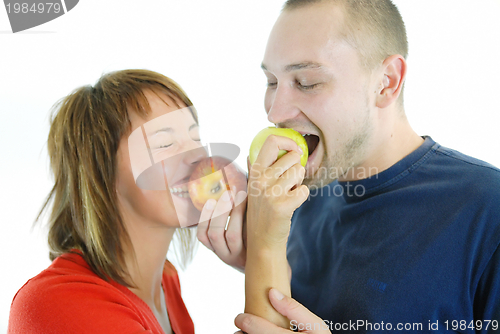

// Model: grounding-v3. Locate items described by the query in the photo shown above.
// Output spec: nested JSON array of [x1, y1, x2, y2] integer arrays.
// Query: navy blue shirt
[[288, 137, 500, 333]]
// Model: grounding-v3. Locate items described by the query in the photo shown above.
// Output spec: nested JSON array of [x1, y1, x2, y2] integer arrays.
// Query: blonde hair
[[38, 69, 198, 286]]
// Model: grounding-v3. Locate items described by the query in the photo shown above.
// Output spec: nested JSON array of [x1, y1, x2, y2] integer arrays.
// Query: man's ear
[[376, 54, 407, 109]]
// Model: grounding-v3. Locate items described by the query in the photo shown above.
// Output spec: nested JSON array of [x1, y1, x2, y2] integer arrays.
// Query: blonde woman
[[8, 69, 247, 334]]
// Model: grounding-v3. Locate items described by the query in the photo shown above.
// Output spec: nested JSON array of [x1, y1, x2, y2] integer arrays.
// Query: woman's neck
[[120, 210, 176, 314]]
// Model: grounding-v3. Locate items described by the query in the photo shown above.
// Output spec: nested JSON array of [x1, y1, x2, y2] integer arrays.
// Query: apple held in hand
[[188, 156, 247, 211], [249, 127, 309, 167]]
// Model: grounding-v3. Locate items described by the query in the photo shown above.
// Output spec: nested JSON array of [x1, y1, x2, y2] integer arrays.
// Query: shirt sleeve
[[474, 242, 500, 334]]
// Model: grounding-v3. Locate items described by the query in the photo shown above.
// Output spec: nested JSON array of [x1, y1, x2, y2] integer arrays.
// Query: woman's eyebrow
[[150, 123, 198, 136], [151, 127, 174, 136]]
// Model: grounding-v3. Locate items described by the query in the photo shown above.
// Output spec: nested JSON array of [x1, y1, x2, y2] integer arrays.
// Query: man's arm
[[244, 135, 308, 328], [474, 243, 500, 334]]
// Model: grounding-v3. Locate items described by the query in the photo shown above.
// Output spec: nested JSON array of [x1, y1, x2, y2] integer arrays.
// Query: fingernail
[[205, 199, 215, 210], [270, 288, 284, 301], [222, 191, 231, 202], [298, 146, 303, 154]]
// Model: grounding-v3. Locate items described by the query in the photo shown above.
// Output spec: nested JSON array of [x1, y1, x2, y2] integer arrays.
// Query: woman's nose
[[181, 140, 207, 166]]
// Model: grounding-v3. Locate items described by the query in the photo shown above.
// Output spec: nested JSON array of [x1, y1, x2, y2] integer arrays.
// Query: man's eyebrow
[[284, 62, 324, 72], [261, 61, 325, 72]]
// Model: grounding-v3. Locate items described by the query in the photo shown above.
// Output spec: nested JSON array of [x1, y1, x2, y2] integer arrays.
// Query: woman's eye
[[159, 143, 173, 149], [267, 82, 277, 88]]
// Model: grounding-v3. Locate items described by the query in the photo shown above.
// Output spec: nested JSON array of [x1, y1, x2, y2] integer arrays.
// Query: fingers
[[253, 135, 303, 170], [234, 313, 291, 334], [225, 191, 247, 255], [276, 162, 305, 193], [235, 290, 332, 333], [256, 159, 308, 208], [196, 190, 247, 270], [261, 150, 301, 180], [197, 199, 216, 252], [268, 289, 330, 333], [288, 184, 310, 210], [206, 190, 233, 259], [247, 155, 251, 173]]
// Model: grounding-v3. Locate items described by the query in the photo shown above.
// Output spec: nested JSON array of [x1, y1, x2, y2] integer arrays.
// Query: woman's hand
[[235, 289, 332, 334], [197, 189, 247, 272]]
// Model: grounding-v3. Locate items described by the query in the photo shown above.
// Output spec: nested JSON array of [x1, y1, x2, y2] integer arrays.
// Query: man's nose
[[267, 86, 300, 124]]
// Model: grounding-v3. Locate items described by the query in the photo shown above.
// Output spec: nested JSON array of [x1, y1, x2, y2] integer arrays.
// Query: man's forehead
[[275, 2, 345, 34], [263, 3, 346, 71]]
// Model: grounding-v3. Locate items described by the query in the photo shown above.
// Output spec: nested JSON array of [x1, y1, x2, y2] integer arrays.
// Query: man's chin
[[303, 176, 335, 190], [302, 163, 339, 189]]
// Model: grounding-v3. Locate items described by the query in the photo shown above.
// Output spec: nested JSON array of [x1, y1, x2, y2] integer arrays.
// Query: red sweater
[[8, 251, 195, 334]]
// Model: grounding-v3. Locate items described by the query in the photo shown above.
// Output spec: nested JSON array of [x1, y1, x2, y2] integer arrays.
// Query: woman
[[8, 69, 247, 333]]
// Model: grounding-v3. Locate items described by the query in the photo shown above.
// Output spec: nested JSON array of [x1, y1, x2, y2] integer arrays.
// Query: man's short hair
[[282, 0, 408, 72]]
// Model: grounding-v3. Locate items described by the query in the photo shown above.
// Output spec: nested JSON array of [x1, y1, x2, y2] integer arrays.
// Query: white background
[[1, 1, 500, 333]]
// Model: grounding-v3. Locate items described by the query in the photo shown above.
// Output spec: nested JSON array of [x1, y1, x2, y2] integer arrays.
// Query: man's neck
[[339, 116, 424, 182]]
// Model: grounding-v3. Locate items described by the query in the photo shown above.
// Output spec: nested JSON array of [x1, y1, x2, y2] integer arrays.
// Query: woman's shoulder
[[12, 251, 123, 299], [8, 251, 150, 333]]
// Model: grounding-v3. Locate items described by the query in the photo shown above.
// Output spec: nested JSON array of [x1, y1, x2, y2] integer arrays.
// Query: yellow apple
[[249, 127, 308, 167]]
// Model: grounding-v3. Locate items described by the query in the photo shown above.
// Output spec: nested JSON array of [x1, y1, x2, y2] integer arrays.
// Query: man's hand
[[197, 189, 247, 272], [246, 135, 309, 251], [235, 288, 331, 334]]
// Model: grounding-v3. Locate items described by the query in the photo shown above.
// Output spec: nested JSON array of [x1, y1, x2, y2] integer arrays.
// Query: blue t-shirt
[[288, 137, 500, 333]]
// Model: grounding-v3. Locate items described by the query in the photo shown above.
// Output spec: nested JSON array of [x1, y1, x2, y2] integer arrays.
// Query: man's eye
[[267, 82, 277, 88], [298, 82, 320, 90]]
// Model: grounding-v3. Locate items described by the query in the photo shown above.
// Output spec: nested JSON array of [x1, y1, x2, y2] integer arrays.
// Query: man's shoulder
[[434, 144, 500, 173], [430, 143, 500, 191]]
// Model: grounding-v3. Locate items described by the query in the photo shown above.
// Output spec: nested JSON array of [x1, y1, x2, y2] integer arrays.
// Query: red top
[[8, 251, 195, 334]]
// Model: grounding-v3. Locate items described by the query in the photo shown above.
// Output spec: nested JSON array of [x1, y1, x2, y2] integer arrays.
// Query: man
[[228, 0, 500, 333]]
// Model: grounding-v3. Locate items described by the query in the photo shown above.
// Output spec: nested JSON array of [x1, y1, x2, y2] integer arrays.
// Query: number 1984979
[[6, 2, 62, 14]]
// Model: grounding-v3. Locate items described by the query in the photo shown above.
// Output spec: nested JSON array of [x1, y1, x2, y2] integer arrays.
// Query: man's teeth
[[169, 186, 190, 198]]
